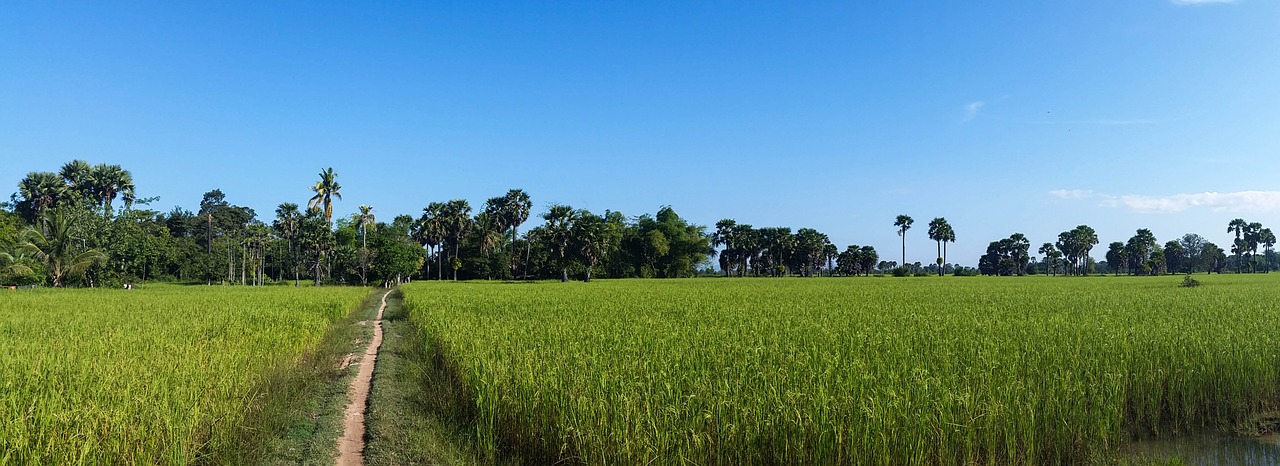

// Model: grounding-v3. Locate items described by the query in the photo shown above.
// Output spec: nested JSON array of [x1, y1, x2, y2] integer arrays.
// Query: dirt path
[[336, 289, 390, 466]]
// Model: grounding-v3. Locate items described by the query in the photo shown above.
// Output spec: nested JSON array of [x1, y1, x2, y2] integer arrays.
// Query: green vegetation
[[402, 276, 1280, 465], [0, 285, 367, 464]]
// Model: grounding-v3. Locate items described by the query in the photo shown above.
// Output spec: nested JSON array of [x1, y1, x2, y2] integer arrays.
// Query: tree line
[[3, 160, 1273, 287]]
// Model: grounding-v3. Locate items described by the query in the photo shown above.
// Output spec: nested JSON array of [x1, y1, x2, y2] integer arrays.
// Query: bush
[[1180, 274, 1200, 288]]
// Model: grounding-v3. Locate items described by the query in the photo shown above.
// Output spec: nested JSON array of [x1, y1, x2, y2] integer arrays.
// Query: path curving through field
[[336, 289, 390, 466]]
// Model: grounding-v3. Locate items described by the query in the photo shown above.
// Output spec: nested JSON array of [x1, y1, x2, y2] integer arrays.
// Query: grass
[[248, 288, 386, 466], [363, 289, 486, 466], [0, 285, 368, 465], [401, 274, 1280, 465]]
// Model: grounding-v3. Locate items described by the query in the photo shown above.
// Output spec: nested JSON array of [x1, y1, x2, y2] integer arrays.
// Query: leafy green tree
[[1164, 240, 1186, 274], [1124, 229, 1157, 275], [1105, 242, 1126, 276], [894, 215, 913, 268], [21, 207, 107, 287], [858, 246, 878, 277], [308, 167, 342, 224], [572, 210, 622, 282], [1202, 241, 1227, 274], [1178, 233, 1207, 273], [1039, 243, 1063, 276]]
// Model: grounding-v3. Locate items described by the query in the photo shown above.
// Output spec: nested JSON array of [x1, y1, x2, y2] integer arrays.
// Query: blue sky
[[3, 1, 1278, 265]]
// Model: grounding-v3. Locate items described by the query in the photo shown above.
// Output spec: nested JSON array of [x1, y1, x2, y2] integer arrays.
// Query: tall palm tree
[[59, 159, 94, 204], [273, 203, 302, 286], [87, 164, 135, 218], [441, 199, 472, 280], [415, 202, 447, 280], [1228, 218, 1247, 273], [1246, 222, 1264, 273], [308, 167, 342, 224], [927, 217, 950, 276], [712, 219, 738, 277], [502, 189, 532, 280], [543, 204, 577, 282], [355, 204, 375, 285], [942, 223, 956, 274], [1260, 228, 1277, 272], [894, 215, 914, 270], [18, 172, 67, 218], [20, 208, 106, 287]]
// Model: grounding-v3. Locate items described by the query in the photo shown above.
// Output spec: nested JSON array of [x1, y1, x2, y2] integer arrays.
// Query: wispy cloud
[[1049, 189, 1094, 200], [1051, 189, 1280, 214], [1171, 0, 1236, 5], [962, 101, 985, 123]]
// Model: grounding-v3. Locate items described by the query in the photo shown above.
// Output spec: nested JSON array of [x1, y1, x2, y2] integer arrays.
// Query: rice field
[[0, 285, 368, 465], [402, 275, 1280, 465]]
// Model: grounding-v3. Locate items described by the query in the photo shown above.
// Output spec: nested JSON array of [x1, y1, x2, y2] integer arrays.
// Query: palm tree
[[927, 217, 951, 276], [441, 199, 472, 280], [88, 163, 135, 219], [1246, 222, 1264, 273], [0, 250, 34, 281], [543, 204, 577, 282], [415, 202, 447, 280], [502, 189, 532, 279], [355, 204, 375, 285], [712, 219, 737, 277], [59, 160, 94, 204], [1228, 218, 1247, 273], [1261, 228, 1277, 272], [273, 203, 302, 286], [20, 208, 106, 287], [308, 167, 343, 224], [894, 215, 914, 270], [18, 172, 67, 220]]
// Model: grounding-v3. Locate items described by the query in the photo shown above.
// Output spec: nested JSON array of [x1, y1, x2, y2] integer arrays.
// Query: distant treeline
[[2, 161, 1267, 287]]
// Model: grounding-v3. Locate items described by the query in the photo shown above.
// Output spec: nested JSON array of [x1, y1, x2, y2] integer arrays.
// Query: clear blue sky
[[3, 1, 1278, 265]]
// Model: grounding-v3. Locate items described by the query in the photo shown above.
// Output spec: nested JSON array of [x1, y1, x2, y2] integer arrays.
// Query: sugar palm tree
[[543, 204, 577, 282], [21, 208, 106, 287], [308, 167, 342, 224], [88, 163, 135, 218], [502, 189, 532, 279], [59, 159, 94, 204], [1228, 218, 1247, 273], [927, 217, 951, 276], [894, 215, 914, 270], [273, 203, 302, 286], [441, 199, 472, 280], [415, 202, 447, 280], [18, 172, 67, 220]]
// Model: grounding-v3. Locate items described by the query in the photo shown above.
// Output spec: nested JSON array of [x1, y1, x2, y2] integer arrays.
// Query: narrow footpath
[[336, 288, 390, 466]]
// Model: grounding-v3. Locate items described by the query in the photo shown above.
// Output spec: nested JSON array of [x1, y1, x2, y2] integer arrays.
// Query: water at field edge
[[1125, 433, 1280, 465]]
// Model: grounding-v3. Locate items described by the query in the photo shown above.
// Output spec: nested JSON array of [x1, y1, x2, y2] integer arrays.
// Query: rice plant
[[402, 275, 1280, 465]]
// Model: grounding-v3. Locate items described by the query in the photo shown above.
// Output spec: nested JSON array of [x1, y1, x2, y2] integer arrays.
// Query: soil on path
[[336, 288, 390, 466]]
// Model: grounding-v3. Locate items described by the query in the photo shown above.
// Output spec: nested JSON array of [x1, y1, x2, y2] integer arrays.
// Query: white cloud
[[1171, 0, 1237, 4], [1107, 191, 1280, 214], [1053, 189, 1280, 214], [1048, 189, 1094, 200], [962, 101, 985, 123]]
